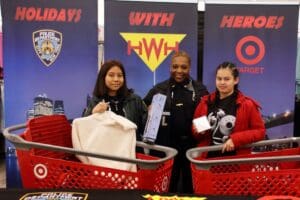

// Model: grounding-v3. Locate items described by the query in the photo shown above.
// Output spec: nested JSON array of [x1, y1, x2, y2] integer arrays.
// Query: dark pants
[[168, 138, 194, 194]]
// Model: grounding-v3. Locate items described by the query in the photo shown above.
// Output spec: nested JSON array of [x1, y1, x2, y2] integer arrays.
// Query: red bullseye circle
[[33, 163, 48, 179], [245, 45, 255, 56], [236, 35, 265, 65]]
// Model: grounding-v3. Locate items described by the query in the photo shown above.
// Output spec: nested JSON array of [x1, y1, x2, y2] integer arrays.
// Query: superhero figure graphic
[[207, 108, 236, 145]]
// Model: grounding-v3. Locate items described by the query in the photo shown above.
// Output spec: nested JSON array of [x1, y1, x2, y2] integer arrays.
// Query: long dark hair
[[209, 61, 239, 107], [92, 60, 132, 97]]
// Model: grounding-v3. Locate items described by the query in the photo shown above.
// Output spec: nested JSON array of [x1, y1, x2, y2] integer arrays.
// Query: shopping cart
[[4, 115, 177, 192], [186, 137, 300, 197]]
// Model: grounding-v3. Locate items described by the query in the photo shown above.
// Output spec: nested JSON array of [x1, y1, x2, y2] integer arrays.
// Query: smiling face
[[216, 68, 239, 99], [105, 66, 124, 96], [170, 55, 191, 83]]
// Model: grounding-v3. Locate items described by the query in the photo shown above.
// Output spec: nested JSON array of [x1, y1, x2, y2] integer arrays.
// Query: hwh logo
[[127, 38, 179, 60], [120, 33, 186, 71]]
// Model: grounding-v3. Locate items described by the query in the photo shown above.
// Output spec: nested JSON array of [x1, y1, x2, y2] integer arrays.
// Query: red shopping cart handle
[[4, 123, 177, 170], [186, 137, 300, 170]]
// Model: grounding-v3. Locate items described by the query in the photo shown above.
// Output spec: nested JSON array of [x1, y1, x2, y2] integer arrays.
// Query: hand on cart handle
[[222, 138, 235, 153]]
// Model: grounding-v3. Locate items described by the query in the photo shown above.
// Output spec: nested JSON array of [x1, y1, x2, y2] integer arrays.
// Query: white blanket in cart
[[72, 111, 137, 172]]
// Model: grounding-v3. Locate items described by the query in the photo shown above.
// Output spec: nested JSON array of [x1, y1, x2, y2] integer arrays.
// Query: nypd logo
[[33, 29, 62, 67]]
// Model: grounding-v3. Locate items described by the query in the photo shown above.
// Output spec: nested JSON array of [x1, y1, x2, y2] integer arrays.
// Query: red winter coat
[[192, 91, 266, 156]]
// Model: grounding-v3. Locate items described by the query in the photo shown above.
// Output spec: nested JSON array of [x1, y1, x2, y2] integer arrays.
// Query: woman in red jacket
[[192, 62, 265, 158]]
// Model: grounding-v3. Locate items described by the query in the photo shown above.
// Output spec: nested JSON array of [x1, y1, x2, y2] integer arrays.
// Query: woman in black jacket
[[83, 60, 148, 140]]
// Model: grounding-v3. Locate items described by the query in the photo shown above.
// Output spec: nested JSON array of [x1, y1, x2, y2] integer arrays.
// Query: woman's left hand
[[222, 138, 235, 153]]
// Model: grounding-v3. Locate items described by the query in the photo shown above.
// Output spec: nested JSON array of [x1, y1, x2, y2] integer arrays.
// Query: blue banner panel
[[105, 0, 198, 97], [2, 0, 98, 126], [2, 0, 98, 187], [203, 4, 298, 139]]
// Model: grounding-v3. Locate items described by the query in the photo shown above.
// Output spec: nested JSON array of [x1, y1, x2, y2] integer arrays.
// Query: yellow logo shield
[[120, 32, 186, 72]]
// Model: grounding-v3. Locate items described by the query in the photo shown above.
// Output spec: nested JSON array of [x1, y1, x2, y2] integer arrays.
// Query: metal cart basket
[[186, 137, 300, 197], [4, 115, 177, 192]]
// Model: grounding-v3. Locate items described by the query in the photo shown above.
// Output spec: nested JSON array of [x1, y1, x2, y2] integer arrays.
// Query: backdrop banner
[[2, 0, 98, 187], [203, 4, 298, 139], [104, 0, 198, 97]]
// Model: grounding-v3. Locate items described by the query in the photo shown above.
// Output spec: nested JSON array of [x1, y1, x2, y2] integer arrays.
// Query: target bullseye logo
[[34, 164, 48, 179], [161, 176, 169, 192], [236, 35, 265, 65]]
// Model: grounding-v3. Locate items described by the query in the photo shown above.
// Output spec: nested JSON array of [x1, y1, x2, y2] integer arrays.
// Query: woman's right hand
[[92, 100, 109, 114]]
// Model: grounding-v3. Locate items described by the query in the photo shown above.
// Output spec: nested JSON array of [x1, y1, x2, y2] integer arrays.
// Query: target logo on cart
[[33, 163, 48, 179], [161, 176, 169, 192], [235, 35, 265, 65]]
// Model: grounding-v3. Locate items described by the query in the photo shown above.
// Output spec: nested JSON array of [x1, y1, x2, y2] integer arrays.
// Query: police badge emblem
[[33, 29, 62, 67]]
